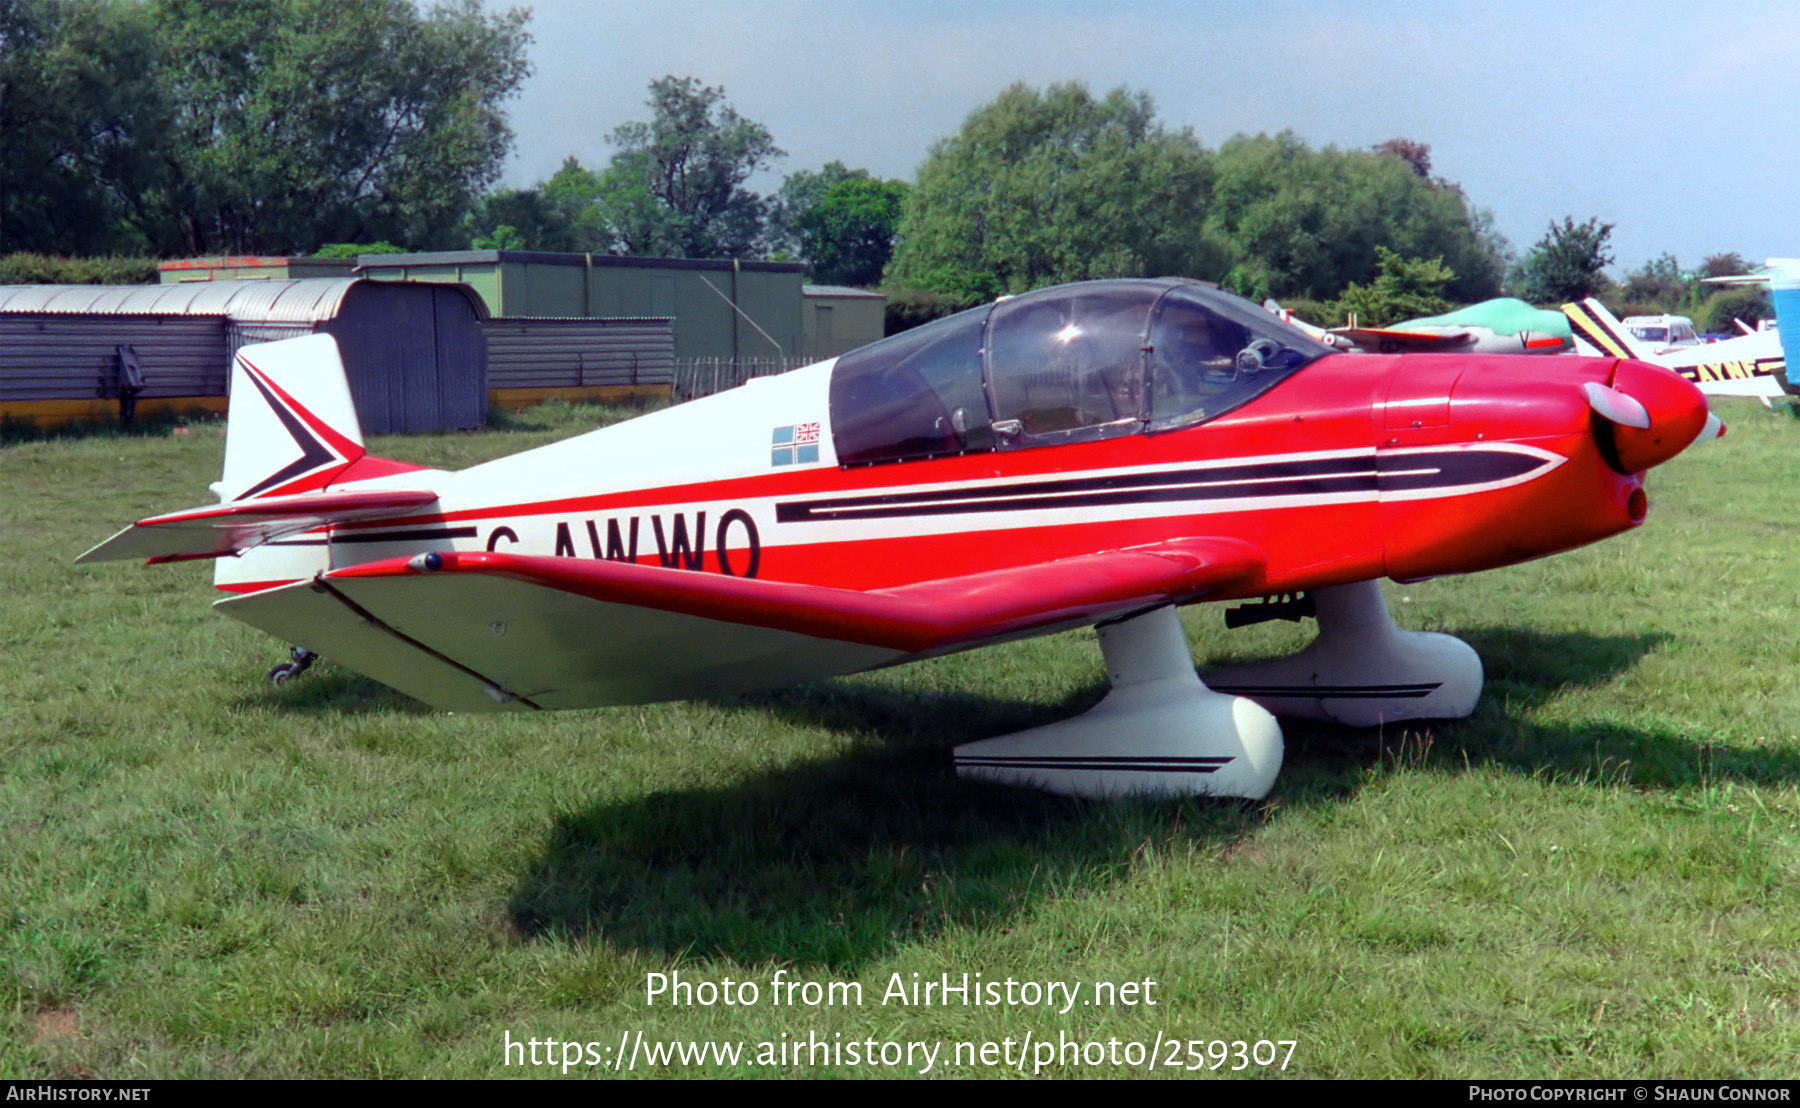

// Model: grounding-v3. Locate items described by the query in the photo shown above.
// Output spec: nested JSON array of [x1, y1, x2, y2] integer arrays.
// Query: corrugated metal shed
[[0, 314, 226, 401], [0, 282, 247, 315], [0, 280, 492, 432], [0, 278, 485, 323], [327, 280, 489, 434], [483, 318, 674, 389], [210, 279, 360, 323]]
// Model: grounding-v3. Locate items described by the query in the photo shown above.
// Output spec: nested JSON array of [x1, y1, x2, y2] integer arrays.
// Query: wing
[[216, 538, 1265, 711], [75, 489, 441, 565], [1332, 327, 1476, 353]]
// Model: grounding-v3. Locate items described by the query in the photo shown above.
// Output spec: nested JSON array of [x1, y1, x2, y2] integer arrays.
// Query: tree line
[[1, 0, 531, 257], [2, 0, 1764, 328], [483, 80, 1515, 313]]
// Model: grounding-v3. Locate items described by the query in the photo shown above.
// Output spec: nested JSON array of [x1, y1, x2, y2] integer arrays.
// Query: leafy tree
[[887, 82, 1227, 302], [1700, 252, 1750, 280], [0, 0, 164, 254], [460, 187, 581, 251], [772, 163, 907, 285], [1697, 285, 1771, 333], [767, 161, 860, 258], [802, 175, 907, 285], [1509, 217, 1614, 304], [313, 241, 403, 257], [585, 159, 687, 256], [1468, 206, 1514, 274], [595, 76, 783, 258], [469, 223, 524, 250], [1687, 253, 1770, 332], [1372, 137, 1431, 179], [1329, 247, 1455, 327], [3, 0, 533, 257], [1618, 253, 1692, 313], [149, 0, 532, 255], [0, 251, 158, 283], [880, 286, 969, 335], [1206, 132, 1503, 303], [537, 157, 612, 250]]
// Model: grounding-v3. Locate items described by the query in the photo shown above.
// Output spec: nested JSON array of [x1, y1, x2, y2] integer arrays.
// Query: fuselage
[[226, 348, 1674, 612]]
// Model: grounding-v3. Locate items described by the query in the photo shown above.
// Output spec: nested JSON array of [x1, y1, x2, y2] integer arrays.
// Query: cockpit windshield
[[829, 278, 1334, 466], [1144, 285, 1330, 431], [985, 283, 1161, 445]]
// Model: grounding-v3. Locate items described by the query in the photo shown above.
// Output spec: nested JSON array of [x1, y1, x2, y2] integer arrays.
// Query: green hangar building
[[163, 252, 887, 400], [350, 251, 809, 364]]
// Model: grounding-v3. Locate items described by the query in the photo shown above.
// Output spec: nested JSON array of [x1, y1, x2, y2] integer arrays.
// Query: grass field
[[3, 398, 1799, 1078]]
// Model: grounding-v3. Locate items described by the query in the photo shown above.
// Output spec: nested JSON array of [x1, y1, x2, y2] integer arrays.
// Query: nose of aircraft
[[1592, 358, 1719, 472]]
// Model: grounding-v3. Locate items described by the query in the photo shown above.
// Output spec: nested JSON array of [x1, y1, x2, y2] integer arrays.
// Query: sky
[[489, 0, 1800, 277]]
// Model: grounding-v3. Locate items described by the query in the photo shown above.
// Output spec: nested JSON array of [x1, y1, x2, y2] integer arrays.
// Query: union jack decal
[[771, 423, 821, 467]]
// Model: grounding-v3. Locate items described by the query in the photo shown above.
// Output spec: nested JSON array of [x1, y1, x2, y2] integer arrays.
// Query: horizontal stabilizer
[[76, 489, 441, 565], [216, 538, 1264, 711]]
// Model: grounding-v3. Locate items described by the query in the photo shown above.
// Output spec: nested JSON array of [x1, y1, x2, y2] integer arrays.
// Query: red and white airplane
[[80, 278, 1721, 801]]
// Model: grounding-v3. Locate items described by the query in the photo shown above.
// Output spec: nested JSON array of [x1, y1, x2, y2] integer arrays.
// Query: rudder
[[215, 334, 366, 503], [1561, 299, 1643, 360]]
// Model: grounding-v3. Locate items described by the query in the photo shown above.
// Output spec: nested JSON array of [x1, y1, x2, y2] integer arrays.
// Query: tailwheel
[[268, 647, 317, 685]]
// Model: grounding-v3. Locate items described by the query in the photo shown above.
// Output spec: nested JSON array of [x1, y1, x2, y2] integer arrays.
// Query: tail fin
[[215, 334, 366, 503], [1561, 299, 1645, 360], [78, 333, 449, 595]]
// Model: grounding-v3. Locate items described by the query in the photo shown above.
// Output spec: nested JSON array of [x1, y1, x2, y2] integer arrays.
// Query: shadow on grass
[[0, 410, 222, 446], [508, 683, 1270, 969], [1270, 625, 1800, 794], [230, 669, 438, 717], [1436, 626, 1800, 790], [508, 623, 1797, 968], [1456, 625, 1674, 698]]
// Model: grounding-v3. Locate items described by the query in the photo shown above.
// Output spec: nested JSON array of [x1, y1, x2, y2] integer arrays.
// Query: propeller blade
[[1583, 381, 1651, 429]]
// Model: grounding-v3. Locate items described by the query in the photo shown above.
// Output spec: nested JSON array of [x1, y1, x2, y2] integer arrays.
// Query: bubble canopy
[[829, 278, 1337, 467]]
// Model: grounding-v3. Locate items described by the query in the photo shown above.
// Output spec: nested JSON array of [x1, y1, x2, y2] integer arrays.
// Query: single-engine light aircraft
[[1270, 298, 1575, 356], [80, 278, 1721, 801], [1563, 259, 1800, 404]]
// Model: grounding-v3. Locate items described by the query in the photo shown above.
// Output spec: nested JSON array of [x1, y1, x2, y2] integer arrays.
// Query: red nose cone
[[1606, 359, 1710, 472]]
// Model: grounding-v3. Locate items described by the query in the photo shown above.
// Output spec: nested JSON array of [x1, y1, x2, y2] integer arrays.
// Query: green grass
[[3, 399, 1799, 1078]]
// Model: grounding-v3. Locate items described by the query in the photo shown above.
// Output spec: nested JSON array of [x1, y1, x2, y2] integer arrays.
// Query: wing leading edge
[[216, 538, 1266, 711]]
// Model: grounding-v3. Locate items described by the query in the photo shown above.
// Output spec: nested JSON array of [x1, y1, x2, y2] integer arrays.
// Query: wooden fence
[[672, 356, 812, 402]]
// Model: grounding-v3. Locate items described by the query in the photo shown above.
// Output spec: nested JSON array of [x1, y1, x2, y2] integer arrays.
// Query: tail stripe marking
[[234, 358, 362, 500], [956, 755, 1233, 773], [241, 357, 361, 458], [1562, 302, 1633, 359], [1206, 682, 1442, 699]]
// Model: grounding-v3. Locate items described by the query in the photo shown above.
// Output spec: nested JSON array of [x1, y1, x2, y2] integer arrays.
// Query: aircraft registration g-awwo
[[80, 278, 1722, 801]]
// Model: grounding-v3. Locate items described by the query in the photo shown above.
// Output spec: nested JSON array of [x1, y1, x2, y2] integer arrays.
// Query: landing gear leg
[[268, 647, 317, 685], [954, 605, 1284, 800], [1205, 579, 1482, 726]]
